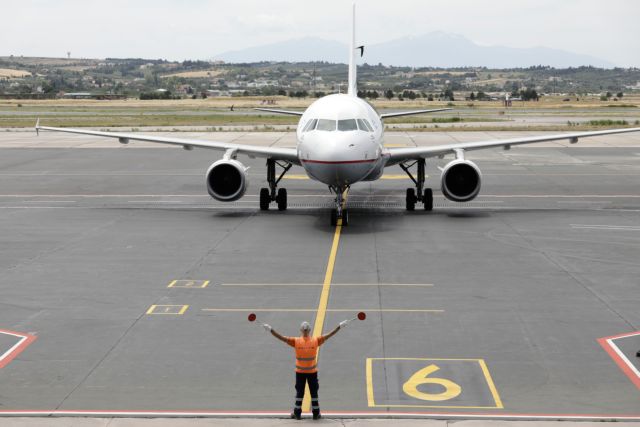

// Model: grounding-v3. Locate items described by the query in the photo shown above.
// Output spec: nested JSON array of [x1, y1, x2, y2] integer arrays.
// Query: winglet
[[35, 118, 40, 136]]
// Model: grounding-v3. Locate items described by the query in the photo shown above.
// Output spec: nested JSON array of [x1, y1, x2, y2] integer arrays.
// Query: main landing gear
[[330, 186, 349, 226], [399, 158, 433, 211], [260, 158, 292, 211]]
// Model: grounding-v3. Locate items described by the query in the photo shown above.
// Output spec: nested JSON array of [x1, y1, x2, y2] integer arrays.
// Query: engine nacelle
[[440, 159, 482, 202], [205, 159, 248, 202]]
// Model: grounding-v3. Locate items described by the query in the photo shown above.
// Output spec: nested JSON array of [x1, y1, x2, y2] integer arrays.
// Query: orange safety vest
[[289, 336, 325, 373]]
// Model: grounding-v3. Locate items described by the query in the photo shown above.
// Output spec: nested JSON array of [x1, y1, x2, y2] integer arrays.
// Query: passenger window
[[356, 119, 373, 132], [338, 119, 358, 131], [303, 119, 318, 132], [316, 119, 336, 131]]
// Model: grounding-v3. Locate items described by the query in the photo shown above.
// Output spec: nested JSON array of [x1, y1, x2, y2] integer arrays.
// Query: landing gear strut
[[399, 158, 433, 211], [260, 158, 292, 211], [330, 186, 349, 226]]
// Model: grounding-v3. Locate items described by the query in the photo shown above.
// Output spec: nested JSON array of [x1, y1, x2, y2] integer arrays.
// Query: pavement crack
[[373, 213, 391, 411], [53, 293, 150, 410], [498, 216, 637, 330], [182, 210, 256, 275], [4, 209, 133, 273]]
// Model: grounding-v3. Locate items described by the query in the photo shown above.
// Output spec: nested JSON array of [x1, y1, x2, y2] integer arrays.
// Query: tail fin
[[347, 3, 357, 96]]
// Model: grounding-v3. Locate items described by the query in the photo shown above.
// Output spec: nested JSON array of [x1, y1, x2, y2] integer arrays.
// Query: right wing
[[385, 126, 640, 165], [36, 121, 300, 165], [380, 108, 452, 119], [254, 108, 304, 116]]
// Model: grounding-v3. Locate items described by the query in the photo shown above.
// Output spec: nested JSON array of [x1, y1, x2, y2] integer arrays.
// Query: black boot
[[291, 409, 301, 420], [312, 410, 321, 420]]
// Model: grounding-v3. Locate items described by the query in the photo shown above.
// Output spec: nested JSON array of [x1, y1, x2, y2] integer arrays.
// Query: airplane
[[36, 4, 640, 226]]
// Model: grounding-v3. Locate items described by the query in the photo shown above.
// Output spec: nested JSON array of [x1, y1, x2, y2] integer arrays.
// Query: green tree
[[617, 92, 623, 98], [469, 92, 476, 101], [384, 89, 394, 100], [444, 88, 454, 101]]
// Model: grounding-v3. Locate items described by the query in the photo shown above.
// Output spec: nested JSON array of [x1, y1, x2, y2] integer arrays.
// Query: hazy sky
[[2, 0, 639, 66]]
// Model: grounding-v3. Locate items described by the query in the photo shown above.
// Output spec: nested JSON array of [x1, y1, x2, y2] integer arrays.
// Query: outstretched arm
[[268, 327, 291, 345], [321, 325, 342, 343]]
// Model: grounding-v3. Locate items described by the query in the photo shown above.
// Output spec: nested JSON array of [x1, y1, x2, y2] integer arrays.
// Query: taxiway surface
[[0, 131, 639, 419]]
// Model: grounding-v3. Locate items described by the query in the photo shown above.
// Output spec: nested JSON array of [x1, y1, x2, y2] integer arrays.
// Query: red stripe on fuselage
[[301, 159, 377, 164]]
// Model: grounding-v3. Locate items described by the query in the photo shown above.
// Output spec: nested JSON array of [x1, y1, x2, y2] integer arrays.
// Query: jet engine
[[205, 159, 248, 202], [440, 159, 482, 202]]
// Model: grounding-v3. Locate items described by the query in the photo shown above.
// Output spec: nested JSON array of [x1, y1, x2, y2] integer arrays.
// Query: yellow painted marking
[[380, 174, 409, 180], [168, 280, 210, 288], [366, 358, 375, 407], [146, 304, 189, 315], [366, 357, 503, 409], [282, 174, 310, 180], [220, 283, 434, 287], [402, 364, 462, 401], [301, 188, 348, 412], [479, 359, 504, 409], [201, 308, 444, 313], [384, 143, 413, 147]]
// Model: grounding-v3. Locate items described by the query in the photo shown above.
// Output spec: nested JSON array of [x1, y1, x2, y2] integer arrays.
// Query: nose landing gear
[[400, 158, 433, 211], [260, 158, 292, 211], [330, 186, 349, 226]]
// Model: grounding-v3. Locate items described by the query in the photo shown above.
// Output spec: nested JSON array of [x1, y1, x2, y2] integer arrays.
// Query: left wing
[[35, 121, 300, 164], [380, 108, 452, 119], [385, 127, 640, 165]]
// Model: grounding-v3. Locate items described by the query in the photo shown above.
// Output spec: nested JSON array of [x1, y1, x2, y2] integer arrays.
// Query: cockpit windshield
[[316, 119, 336, 131], [337, 119, 358, 131], [304, 118, 374, 133]]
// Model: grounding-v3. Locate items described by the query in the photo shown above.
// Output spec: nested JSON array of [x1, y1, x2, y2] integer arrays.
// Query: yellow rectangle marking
[[146, 304, 189, 315], [366, 358, 375, 407], [168, 280, 210, 288], [365, 357, 503, 409], [479, 359, 504, 409]]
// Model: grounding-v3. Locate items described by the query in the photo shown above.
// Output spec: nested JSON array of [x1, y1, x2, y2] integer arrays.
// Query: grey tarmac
[[0, 131, 639, 423]]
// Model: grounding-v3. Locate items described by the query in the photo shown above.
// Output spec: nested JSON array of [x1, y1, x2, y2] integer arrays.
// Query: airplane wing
[[380, 108, 452, 119], [385, 127, 640, 165], [254, 108, 304, 116], [35, 121, 300, 165]]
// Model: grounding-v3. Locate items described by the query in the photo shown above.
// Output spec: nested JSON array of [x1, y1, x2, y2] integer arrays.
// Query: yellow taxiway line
[[301, 189, 347, 413]]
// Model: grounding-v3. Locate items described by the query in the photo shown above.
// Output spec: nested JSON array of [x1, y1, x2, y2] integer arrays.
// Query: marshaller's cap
[[300, 321, 311, 331]]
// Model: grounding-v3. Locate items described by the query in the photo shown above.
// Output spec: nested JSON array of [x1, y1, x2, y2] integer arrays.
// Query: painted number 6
[[402, 364, 462, 401]]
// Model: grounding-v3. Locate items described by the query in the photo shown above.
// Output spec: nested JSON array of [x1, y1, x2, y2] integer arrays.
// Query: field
[[0, 68, 31, 78], [0, 95, 639, 131]]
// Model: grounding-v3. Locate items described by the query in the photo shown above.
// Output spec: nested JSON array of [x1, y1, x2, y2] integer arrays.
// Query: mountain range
[[214, 32, 614, 68]]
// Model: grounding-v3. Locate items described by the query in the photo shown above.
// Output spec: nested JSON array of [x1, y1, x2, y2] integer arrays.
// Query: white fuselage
[[295, 94, 386, 188]]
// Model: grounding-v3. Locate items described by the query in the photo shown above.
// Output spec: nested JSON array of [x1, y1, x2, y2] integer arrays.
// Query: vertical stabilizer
[[347, 3, 357, 96]]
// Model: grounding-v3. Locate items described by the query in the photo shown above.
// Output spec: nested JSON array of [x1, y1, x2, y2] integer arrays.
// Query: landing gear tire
[[342, 209, 349, 226], [330, 209, 348, 226], [423, 188, 433, 211], [276, 188, 287, 211], [406, 188, 416, 211], [259, 188, 270, 211]]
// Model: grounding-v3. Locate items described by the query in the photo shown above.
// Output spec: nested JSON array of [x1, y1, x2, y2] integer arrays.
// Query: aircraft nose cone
[[300, 133, 377, 186]]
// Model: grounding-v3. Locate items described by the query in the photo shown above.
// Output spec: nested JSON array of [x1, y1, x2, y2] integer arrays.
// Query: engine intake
[[440, 159, 482, 202], [205, 159, 248, 201]]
